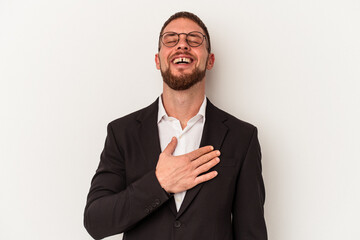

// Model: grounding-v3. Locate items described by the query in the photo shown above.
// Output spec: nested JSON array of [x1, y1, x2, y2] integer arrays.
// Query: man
[[84, 11, 267, 240]]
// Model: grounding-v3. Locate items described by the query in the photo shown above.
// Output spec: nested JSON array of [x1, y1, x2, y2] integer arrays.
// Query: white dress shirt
[[157, 95, 207, 211]]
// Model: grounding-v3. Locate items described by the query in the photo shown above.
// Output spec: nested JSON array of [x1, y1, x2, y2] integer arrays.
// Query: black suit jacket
[[84, 98, 267, 240]]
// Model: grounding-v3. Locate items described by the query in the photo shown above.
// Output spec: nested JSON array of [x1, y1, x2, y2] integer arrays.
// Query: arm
[[232, 127, 268, 239], [83, 123, 171, 239]]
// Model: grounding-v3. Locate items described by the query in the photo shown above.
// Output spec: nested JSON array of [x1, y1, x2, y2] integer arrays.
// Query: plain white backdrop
[[1, 0, 359, 239]]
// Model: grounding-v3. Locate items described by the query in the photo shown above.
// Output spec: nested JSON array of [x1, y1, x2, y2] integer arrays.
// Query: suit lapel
[[138, 99, 161, 169], [137, 98, 177, 216], [176, 98, 228, 218]]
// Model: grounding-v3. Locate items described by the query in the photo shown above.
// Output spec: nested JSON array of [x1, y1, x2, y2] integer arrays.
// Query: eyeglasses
[[160, 31, 206, 48]]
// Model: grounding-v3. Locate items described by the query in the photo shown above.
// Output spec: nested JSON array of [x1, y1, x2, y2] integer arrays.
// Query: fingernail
[[210, 146, 214, 150], [217, 150, 221, 155]]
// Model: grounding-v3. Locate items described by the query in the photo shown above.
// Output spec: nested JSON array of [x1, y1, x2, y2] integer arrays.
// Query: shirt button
[[174, 221, 181, 228]]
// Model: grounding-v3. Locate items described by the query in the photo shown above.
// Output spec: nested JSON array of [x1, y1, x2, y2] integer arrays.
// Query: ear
[[206, 53, 215, 70], [155, 53, 161, 70]]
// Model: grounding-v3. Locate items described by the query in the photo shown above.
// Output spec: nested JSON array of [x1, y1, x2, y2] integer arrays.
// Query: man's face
[[155, 18, 214, 90]]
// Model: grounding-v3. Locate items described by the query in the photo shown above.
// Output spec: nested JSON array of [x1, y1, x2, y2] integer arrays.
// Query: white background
[[1, 0, 359, 239]]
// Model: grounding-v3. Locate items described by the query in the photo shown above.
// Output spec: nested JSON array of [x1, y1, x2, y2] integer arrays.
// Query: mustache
[[169, 51, 195, 61]]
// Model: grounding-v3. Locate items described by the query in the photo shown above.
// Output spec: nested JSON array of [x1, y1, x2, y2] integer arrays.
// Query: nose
[[177, 34, 190, 50]]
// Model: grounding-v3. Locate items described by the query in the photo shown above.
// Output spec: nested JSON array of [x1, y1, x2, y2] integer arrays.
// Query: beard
[[161, 65, 207, 91]]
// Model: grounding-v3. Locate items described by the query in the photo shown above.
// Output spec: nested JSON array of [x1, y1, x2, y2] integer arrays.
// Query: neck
[[162, 80, 205, 129]]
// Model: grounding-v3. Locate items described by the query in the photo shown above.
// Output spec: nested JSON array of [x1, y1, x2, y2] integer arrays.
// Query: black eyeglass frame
[[159, 31, 207, 48]]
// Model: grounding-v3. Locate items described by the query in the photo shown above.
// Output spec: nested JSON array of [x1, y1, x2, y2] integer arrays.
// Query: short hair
[[158, 11, 211, 53]]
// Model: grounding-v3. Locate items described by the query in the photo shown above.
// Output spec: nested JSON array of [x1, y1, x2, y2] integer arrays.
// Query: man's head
[[158, 12, 211, 53], [155, 12, 215, 91]]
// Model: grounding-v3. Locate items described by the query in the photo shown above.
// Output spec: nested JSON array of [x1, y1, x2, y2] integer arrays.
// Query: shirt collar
[[157, 95, 207, 123]]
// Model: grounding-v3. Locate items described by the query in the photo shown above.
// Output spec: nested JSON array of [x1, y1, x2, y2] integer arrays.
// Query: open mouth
[[172, 57, 193, 64]]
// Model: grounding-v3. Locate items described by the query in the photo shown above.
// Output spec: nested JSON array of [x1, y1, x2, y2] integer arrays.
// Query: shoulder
[[207, 99, 257, 134], [107, 98, 158, 131], [206, 99, 260, 159]]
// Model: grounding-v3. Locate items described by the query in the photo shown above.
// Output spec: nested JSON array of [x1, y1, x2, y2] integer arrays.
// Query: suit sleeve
[[84, 123, 171, 240], [232, 127, 268, 239]]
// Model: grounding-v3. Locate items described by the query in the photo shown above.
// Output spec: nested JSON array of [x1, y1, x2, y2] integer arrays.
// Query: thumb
[[163, 137, 177, 155]]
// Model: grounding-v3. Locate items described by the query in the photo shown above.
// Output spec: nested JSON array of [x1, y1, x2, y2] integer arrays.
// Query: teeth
[[173, 57, 191, 64]]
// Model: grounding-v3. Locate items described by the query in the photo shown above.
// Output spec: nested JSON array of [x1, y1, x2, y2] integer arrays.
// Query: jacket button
[[174, 221, 181, 228]]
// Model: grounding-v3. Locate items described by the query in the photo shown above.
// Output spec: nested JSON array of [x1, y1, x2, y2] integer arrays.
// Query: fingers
[[194, 157, 220, 176], [192, 150, 221, 168], [194, 171, 218, 185], [186, 145, 214, 160], [163, 137, 177, 155]]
